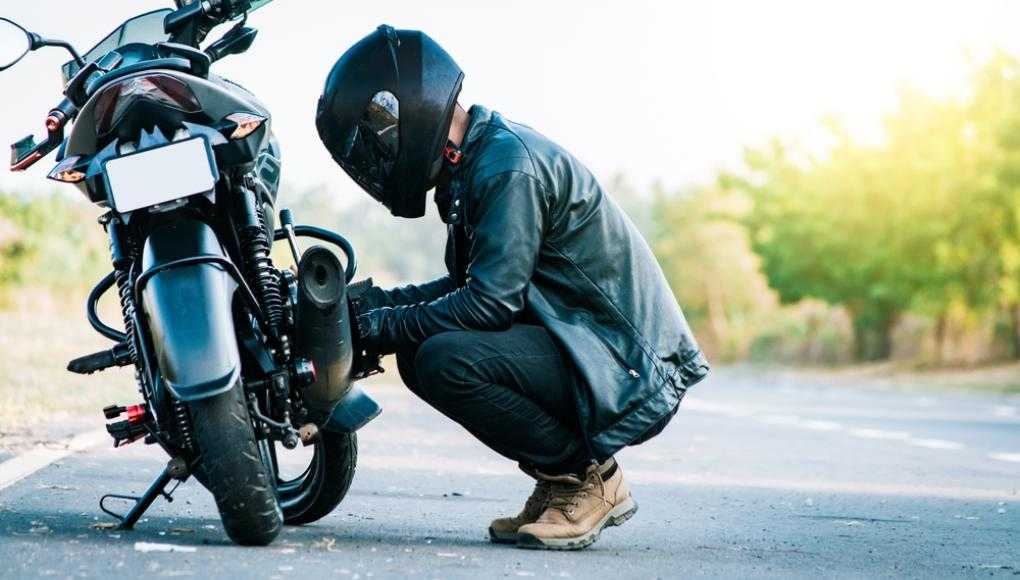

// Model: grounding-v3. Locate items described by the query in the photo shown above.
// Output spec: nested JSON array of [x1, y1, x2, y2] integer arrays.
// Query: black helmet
[[316, 25, 464, 218]]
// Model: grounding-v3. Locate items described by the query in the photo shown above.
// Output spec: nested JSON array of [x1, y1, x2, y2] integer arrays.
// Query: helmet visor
[[338, 90, 399, 201]]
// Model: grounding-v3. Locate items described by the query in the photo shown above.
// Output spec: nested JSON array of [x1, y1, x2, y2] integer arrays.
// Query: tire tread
[[190, 386, 283, 546]]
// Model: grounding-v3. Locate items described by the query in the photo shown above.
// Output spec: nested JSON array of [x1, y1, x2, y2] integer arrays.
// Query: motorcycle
[[0, 0, 382, 545]]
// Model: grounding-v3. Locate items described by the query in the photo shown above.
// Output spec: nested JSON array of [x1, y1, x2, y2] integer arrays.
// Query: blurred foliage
[[673, 51, 1020, 363], [283, 184, 448, 285], [0, 191, 107, 306], [652, 182, 780, 361]]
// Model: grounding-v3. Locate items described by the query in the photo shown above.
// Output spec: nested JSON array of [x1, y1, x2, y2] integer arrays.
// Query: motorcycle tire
[[279, 430, 357, 525], [190, 385, 283, 545]]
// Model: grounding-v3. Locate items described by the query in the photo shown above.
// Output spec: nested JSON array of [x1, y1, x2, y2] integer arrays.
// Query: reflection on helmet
[[338, 91, 400, 202], [365, 90, 399, 156]]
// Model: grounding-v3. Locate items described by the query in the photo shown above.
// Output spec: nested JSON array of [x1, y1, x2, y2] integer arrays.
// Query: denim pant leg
[[395, 325, 590, 474]]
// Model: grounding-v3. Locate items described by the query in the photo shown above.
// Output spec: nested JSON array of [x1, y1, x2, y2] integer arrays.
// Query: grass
[[0, 297, 138, 451]]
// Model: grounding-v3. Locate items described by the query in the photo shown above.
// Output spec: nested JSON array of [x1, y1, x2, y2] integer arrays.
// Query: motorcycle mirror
[[0, 18, 31, 71]]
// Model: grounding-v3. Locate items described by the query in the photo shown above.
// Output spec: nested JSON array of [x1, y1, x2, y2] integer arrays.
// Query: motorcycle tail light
[[225, 112, 267, 139], [47, 155, 87, 183], [94, 74, 202, 135]]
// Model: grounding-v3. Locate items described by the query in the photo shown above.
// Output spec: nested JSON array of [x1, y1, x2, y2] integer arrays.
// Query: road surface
[[1, 368, 1017, 578]]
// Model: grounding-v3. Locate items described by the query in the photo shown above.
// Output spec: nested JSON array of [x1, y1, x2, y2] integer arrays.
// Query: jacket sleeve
[[361, 171, 547, 352], [357, 275, 456, 311]]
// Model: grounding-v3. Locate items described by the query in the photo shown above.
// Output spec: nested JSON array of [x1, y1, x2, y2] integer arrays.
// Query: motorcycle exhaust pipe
[[293, 245, 353, 423]]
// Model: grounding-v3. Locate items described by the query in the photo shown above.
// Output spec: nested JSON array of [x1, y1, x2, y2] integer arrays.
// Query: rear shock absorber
[[237, 177, 285, 346], [172, 399, 194, 452], [113, 269, 138, 361], [109, 218, 139, 366]]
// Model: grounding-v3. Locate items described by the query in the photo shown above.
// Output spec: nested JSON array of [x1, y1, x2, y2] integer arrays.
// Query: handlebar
[[9, 96, 77, 172], [45, 98, 77, 133], [165, 0, 253, 39]]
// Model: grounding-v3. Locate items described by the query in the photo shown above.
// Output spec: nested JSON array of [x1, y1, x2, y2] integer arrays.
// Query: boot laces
[[522, 481, 552, 513], [547, 471, 608, 516]]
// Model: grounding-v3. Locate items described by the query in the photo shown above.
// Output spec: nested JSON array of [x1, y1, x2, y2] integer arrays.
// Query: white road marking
[[0, 430, 107, 492], [683, 399, 755, 418], [759, 414, 803, 426], [355, 453, 1020, 501], [758, 414, 844, 432], [993, 406, 1017, 418], [988, 452, 1020, 464], [799, 419, 844, 432], [908, 438, 965, 450], [850, 428, 911, 441], [627, 469, 1020, 502], [690, 400, 971, 455]]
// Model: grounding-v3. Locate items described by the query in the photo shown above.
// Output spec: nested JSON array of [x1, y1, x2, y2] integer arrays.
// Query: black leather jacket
[[360, 105, 709, 458]]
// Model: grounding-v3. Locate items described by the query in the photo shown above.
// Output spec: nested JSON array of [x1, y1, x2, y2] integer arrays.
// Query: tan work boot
[[488, 477, 553, 543], [516, 459, 637, 550]]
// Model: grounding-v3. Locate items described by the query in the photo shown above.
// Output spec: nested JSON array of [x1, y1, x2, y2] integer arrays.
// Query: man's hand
[[350, 310, 384, 379], [346, 278, 385, 379], [347, 277, 388, 314]]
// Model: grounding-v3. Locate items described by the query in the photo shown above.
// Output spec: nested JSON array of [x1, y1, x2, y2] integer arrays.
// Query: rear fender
[[139, 218, 240, 402]]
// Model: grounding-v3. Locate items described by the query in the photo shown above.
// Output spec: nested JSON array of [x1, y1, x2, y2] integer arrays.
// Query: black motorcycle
[[0, 0, 382, 545]]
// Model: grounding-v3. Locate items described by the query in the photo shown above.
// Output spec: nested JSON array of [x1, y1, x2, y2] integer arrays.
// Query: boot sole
[[516, 495, 638, 551], [488, 527, 519, 544]]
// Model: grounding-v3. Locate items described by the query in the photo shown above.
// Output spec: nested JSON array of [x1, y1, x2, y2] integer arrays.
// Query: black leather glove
[[346, 278, 384, 379], [348, 278, 389, 314]]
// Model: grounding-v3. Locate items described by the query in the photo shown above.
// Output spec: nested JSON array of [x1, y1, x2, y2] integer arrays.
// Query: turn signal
[[47, 155, 86, 183], [226, 112, 267, 139]]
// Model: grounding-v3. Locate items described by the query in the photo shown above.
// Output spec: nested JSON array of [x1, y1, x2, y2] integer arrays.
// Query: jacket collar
[[436, 105, 493, 225], [459, 104, 493, 160]]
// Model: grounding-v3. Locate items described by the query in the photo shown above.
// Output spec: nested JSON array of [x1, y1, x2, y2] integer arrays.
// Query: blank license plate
[[105, 137, 217, 213]]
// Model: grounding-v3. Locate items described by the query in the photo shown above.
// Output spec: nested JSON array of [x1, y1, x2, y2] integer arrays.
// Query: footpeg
[[106, 421, 146, 447], [68, 342, 132, 374], [104, 403, 148, 447]]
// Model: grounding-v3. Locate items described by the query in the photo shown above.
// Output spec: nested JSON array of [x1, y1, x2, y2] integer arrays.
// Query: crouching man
[[315, 25, 709, 550]]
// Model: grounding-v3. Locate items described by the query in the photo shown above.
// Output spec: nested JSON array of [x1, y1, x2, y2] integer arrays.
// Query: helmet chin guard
[[316, 25, 463, 218]]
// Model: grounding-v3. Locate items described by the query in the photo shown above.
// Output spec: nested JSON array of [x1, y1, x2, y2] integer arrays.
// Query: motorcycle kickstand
[[99, 458, 188, 530]]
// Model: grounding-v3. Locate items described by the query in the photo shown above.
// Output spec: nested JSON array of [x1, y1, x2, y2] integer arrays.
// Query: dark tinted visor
[[338, 91, 399, 200]]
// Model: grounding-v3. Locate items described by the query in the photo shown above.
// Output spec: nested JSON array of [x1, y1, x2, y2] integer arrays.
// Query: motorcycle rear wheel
[[267, 430, 358, 525], [190, 385, 283, 545]]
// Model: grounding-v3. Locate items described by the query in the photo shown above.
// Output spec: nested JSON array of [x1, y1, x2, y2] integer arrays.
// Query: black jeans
[[396, 324, 592, 475]]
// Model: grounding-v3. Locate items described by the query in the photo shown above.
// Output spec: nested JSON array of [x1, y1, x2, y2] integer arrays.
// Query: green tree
[[0, 191, 107, 301], [653, 183, 777, 361], [729, 129, 943, 361], [969, 52, 1020, 358]]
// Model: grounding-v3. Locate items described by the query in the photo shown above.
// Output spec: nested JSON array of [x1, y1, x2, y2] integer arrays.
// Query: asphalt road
[[0, 368, 1017, 579]]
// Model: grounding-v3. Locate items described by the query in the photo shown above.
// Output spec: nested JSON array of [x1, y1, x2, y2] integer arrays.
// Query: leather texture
[[517, 459, 633, 547], [489, 480, 553, 542], [360, 105, 710, 458]]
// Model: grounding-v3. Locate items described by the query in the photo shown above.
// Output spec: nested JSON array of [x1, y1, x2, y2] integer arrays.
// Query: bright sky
[[1, 0, 1018, 198]]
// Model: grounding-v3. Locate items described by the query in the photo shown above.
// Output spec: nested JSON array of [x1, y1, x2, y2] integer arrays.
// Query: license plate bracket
[[103, 137, 218, 213]]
